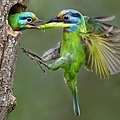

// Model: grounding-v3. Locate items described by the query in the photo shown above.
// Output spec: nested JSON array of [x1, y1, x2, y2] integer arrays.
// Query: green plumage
[[61, 31, 86, 115], [45, 10, 120, 116], [8, 12, 41, 30], [22, 9, 120, 116], [83, 16, 120, 79]]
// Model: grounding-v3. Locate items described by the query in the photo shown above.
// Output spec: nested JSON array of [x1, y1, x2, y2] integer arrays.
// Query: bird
[[8, 12, 44, 30], [22, 9, 120, 116]]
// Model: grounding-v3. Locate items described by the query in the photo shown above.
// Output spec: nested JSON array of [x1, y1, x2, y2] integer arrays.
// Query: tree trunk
[[0, 0, 29, 120]]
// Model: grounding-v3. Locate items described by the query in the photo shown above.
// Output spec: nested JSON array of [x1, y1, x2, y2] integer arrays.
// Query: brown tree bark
[[0, 0, 29, 120]]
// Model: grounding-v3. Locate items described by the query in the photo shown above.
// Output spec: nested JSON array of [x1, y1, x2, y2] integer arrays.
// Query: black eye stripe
[[63, 12, 81, 18], [21, 17, 28, 20], [21, 17, 33, 21], [71, 13, 81, 17]]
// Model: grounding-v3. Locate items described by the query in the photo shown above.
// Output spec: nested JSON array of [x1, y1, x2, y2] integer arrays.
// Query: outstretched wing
[[82, 16, 120, 79]]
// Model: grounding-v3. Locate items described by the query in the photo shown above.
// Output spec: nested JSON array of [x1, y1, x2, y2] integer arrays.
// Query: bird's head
[[9, 12, 44, 30], [46, 9, 85, 32]]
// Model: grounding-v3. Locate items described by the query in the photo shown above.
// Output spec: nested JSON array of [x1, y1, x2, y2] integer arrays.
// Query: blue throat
[[64, 24, 78, 32]]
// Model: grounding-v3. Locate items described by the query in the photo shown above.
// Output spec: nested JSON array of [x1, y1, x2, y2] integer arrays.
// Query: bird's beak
[[40, 17, 74, 30], [35, 19, 45, 23], [47, 17, 63, 23]]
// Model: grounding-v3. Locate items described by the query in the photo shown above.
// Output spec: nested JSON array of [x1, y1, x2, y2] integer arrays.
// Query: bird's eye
[[63, 15, 70, 21], [27, 18, 33, 23]]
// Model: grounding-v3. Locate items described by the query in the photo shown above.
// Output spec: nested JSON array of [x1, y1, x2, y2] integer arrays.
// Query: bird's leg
[[21, 47, 71, 71], [31, 51, 71, 70], [21, 48, 47, 72], [21, 48, 43, 61], [42, 43, 61, 61], [45, 53, 71, 71], [22, 42, 61, 62]]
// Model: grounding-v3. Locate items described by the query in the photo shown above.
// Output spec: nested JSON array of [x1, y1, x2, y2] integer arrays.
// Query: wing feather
[[81, 18, 120, 79], [83, 34, 120, 79], [94, 15, 115, 22]]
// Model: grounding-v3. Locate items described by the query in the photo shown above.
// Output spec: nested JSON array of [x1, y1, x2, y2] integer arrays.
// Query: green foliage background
[[9, 0, 120, 120]]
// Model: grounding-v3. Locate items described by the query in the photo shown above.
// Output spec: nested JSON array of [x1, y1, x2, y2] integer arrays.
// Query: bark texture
[[0, 0, 29, 120]]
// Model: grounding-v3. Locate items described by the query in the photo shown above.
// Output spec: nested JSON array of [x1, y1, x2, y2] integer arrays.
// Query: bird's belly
[[61, 50, 85, 80]]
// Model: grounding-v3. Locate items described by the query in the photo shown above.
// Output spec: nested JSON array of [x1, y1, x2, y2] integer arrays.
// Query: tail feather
[[73, 90, 80, 116]]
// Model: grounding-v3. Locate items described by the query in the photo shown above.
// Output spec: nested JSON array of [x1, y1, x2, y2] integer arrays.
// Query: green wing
[[81, 16, 120, 79]]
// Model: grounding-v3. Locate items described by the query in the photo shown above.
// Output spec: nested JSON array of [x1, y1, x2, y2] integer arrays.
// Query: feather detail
[[81, 16, 120, 79], [82, 32, 120, 79], [94, 15, 115, 22]]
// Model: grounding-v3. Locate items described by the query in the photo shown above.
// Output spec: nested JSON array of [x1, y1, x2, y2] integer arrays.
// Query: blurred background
[[9, 0, 120, 120]]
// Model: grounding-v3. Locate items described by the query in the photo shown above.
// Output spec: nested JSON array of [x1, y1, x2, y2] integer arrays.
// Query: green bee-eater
[[22, 9, 120, 116], [8, 12, 44, 30]]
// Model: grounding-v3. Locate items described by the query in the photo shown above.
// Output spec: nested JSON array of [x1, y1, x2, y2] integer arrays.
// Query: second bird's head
[[47, 9, 84, 32], [8, 12, 44, 31]]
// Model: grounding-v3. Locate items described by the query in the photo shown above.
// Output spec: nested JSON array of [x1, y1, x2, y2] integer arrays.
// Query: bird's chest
[[60, 33, 85, 71], [60, 41, 81, 58], [60, 32, 85, 58]]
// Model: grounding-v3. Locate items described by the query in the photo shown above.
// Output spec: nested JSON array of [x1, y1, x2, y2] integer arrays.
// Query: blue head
[[9, 12, 44, 30], [47, 9, 84, 32]]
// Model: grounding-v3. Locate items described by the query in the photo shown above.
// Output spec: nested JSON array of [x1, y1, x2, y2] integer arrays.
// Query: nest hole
[[9, 3, 27, 14]]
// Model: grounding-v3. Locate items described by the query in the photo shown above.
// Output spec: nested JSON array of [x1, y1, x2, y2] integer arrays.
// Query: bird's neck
[[62, 20, 87, 46], [62, 30, 81, 44], [64, 20, 87, 33], [60, 30, 85, 61]]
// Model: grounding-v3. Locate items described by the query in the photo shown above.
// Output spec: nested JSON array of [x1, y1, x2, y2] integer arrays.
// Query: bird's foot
[[21, 48, 48, 72]]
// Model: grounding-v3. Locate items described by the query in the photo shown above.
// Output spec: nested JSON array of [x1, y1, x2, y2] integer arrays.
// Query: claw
[[21, 48, 48, 72], [37, 61, 46, 73]]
